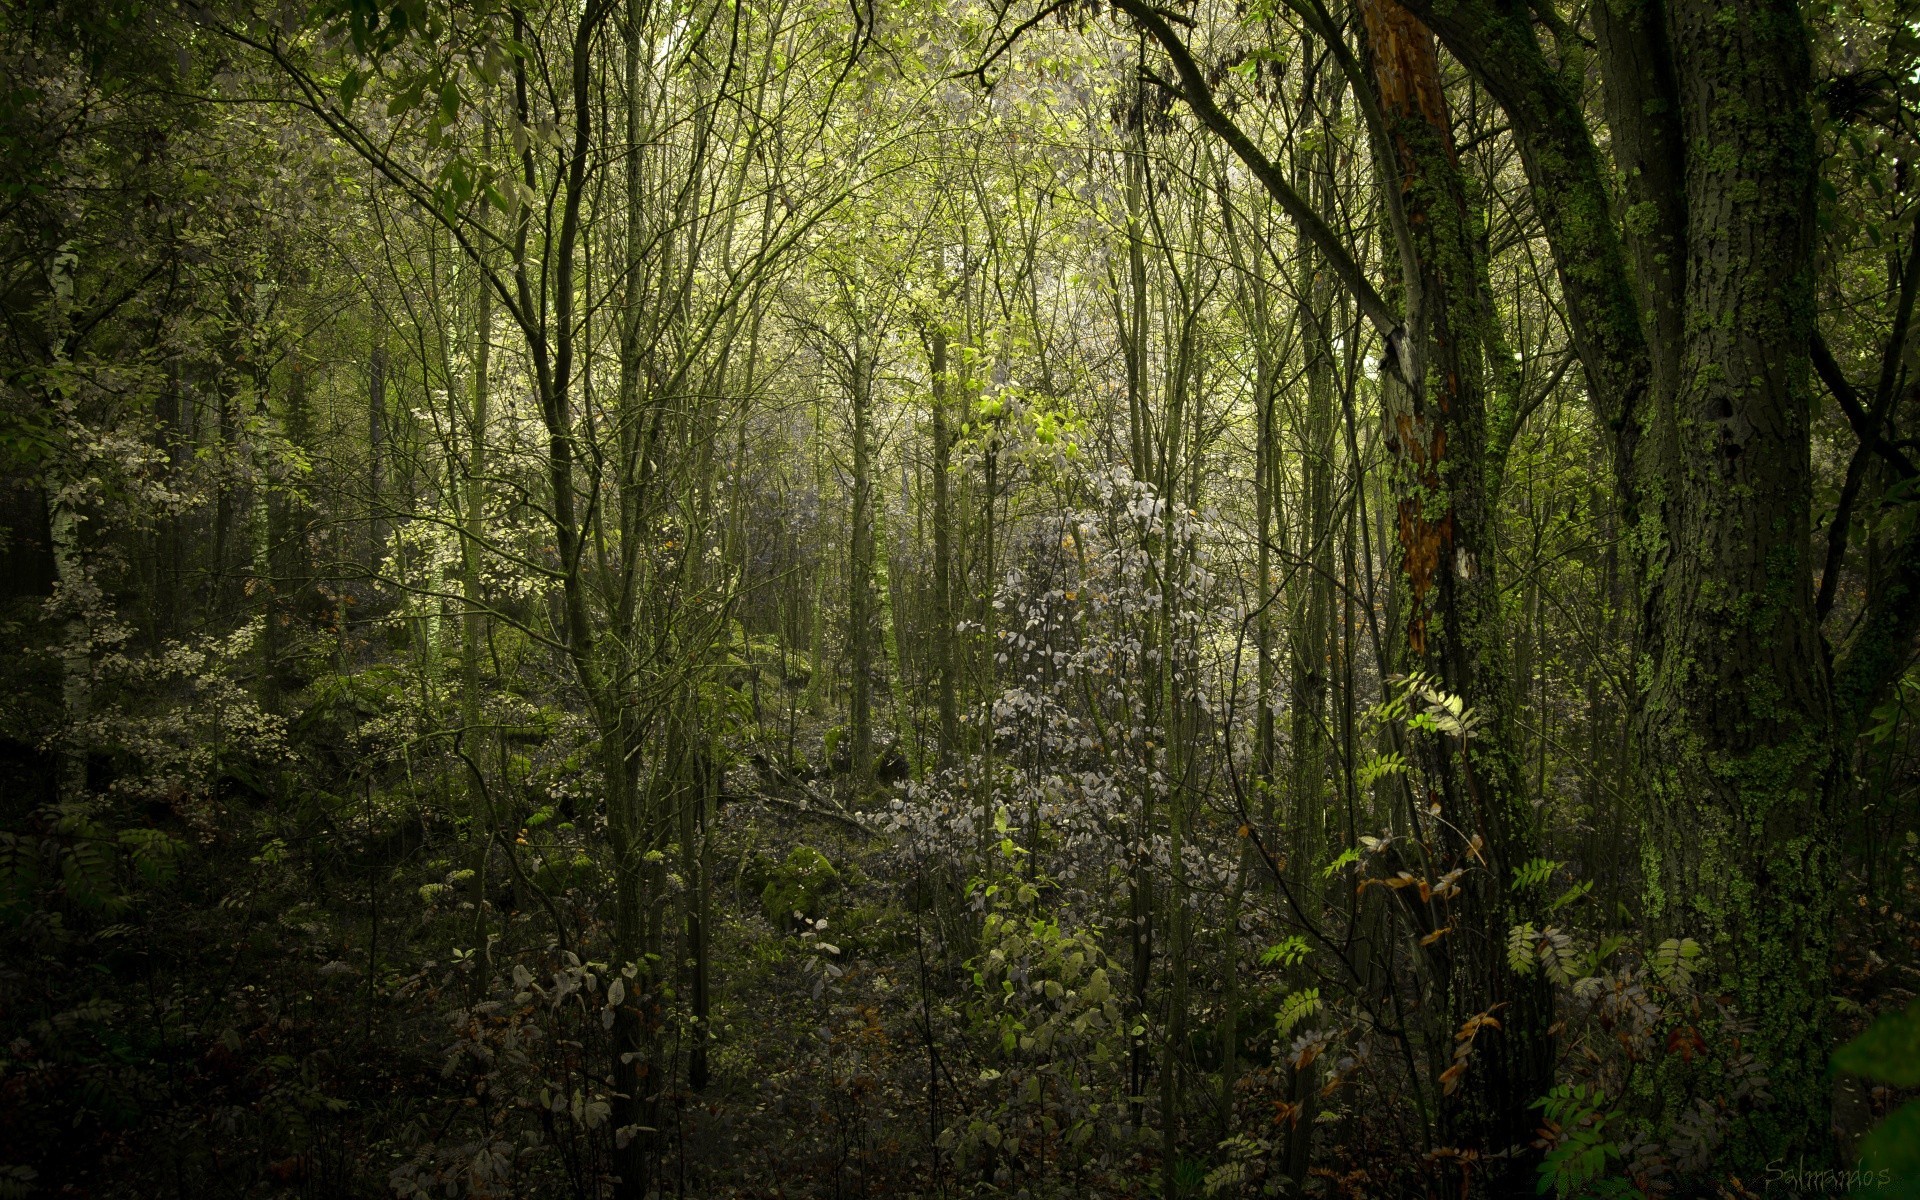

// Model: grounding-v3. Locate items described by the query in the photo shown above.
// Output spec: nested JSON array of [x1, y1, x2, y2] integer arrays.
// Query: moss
[[758, 845, 840, 928]]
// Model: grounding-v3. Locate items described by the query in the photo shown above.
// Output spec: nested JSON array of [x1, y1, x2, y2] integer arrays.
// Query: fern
[[1506, 922, 1584, 984], [1357, 751, 1408, 788], [1547, 880, 1594, 913], [119, 827, 183, 886], [1511, 857, 1563, 892], [1508, 922, 1540, 975], [1532, 1085, 1639, 1198], [1274, 987, 1320, 1039], [61, 838, 120, 913], [1649, 937, 1703, 994], [1260, 935, 1309, 968], [1320, 847, 1359, 878], [1537, 926, 1579, 985], [0, 832, 43, 913]]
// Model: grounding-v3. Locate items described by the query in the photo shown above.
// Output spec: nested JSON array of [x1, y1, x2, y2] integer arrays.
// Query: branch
[[207, 20, 530, 342], [1107, 0, 1404, 364], [1394, 0, 1654, 524], [1811, 330, 1916, 479], [1832, 514, 1920, 736], [957, 0, 1080, 89]]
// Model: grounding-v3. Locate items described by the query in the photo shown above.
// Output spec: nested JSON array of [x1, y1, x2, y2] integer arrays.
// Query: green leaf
[[1834, 1001, 1920, 1087], [1320, 847, 1358, 878], [1274, 988, 1320, 1039], [1547, 880, 1593, 913], [1511, 857, 1563, 892], [1260, 935, 1309, 968], [338, 68, 367, 109], [1649, 937, 1703, 992], [1507, 922, 1539, 975], [1856, 1100, 1920, 1194]]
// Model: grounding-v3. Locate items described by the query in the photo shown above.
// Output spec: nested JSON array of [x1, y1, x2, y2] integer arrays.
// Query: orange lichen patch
[[1398, 495, 1453, 657], [1396, 413, 1420, 463], [1400, 500, 1442, 596], [1358, 0, 1459, 172]]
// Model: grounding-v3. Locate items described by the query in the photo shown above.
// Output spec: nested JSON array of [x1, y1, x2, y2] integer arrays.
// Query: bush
[[759, 845, 840, 928]]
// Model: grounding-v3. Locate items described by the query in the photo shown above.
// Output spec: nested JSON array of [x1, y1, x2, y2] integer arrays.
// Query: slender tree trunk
[[368, 342, 387, 574], [463, 204, 495, 949], [929, 326, 958, 766], [849, 335, 875, 792], [1357, 0, 1550, 1175], [805, 388, 830, 717], [873, 486, 913, 770], [45, 243, 89, 808], [1290, 134, 1337, 904]]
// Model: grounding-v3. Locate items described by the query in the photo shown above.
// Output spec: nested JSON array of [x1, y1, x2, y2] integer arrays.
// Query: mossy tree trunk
[[849, 330, 876, 793], [1356, 0, 1552, 1174], [1392, 0, 1914, 1162], [1636, 0, 1836, 1157]]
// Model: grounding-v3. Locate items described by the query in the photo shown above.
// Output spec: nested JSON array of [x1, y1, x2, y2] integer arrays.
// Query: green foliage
[[1834, 999, 1920, 1087], [949, 838, 1127, 1184], [1647, 937, 1704, 994], [1357, 750, 1408, 787], [1532, 1085, 1639, 1199], [1835, 1001, 1920, 1190], [1507, 922, 1581, 984], [2, 0, 1916, 1189], [1260, 935, 1310, 968], [1513, 857, 1565, 892], [0, 805, 186, 923], [531, 851, 596, 894], [1273, 987, 1321, 1040], [1508, 922, 1539, 974], [1548, 880, 1595, 913], [759, 845, 840, 928], [1384, 671, 1482, 739], [1863, 669, 1917, 744], [1320, 846, 1360, 878], [1854, 1102, 1920, 1194]]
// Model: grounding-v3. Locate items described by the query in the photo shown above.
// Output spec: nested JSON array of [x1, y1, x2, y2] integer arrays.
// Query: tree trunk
[[462, 215, 495, 952], [849, 335, 875, 791], [929, 325, 958, 766], [1290, 112, 1337, 903], [368, 342, 387, 575], [1637, 0, 1835, 1160], [1357, 0, 1551, 1175]]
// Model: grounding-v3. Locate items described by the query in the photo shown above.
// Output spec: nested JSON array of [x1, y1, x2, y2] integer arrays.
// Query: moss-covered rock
[[759, 845, 840, 928]]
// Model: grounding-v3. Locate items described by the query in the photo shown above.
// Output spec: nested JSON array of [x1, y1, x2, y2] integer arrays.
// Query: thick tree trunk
[[1391, 0, 1852, 1166], [1637, 0, 1836, 1160]]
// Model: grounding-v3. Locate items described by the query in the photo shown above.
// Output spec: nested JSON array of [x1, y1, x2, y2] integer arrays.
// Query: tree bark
[[849, 333, 876, 791], [929, 325, 959, 766], [1636, 0, 1835, 1159], [1356, 0, 1551, 1175]]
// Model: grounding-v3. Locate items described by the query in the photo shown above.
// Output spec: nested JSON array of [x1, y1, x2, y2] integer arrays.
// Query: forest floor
[[5, 724, 1916, 1199]]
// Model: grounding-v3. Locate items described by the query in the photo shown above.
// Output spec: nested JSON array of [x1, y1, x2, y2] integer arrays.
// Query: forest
[[2, 0, 1919, 1194]]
